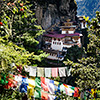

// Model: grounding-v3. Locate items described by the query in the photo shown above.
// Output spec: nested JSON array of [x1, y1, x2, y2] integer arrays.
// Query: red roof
[[43, 32, 80, 38], [66, 33, 80, 36], [44, 33, 66, 38]]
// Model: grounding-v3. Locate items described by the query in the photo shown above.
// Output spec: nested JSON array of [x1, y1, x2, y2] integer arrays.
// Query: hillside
[[76, 0, 100, 19]]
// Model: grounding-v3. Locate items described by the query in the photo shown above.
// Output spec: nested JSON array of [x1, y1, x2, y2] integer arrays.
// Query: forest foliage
[[64, 11, 100, 90]]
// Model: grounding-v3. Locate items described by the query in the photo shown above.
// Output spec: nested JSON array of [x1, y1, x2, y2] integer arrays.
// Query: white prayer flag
[[59, 67, 66, 77]]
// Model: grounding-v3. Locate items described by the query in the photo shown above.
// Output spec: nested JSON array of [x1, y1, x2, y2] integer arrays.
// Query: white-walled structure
[[78, 16, 87, 29], [42, 20, 83, 61], [61, 21, 78, 34], [43, 31, 82, 61]]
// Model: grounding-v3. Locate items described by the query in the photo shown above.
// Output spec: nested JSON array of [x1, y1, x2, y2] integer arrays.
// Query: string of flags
[[0, 73, 100, 100], [24, 66, 72, 77]]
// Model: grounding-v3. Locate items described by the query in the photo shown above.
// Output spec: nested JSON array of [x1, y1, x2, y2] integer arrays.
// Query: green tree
[[64, 45, 83, 62], [0, 0, 47, 99], [64, 11, 100, 91], [0, 0, 47, 70]]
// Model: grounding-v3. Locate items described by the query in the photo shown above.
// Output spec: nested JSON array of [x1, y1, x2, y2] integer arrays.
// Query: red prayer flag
[[41, 92, 48, 100], [73, 87, 79, 97], [41, 77, 49, 92], [52, 68, 58, 77]]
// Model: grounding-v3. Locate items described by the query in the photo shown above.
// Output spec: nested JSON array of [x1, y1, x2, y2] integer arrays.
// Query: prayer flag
[[28, 78, 35, 87], [45, 78, 50, 85], [48, 94, 55, 100], [20, 77, 28, 93], [35, 77, 41, 90], [54, 81, 59, 86], [24, 66, 30, 72], [34, 89, 41, 99], [41, 92, 48, 100], [37, 68, 44, 77], [41, 77, 49, 92], [73, 87, 79, 97], [60, 84, 66, 93], [27, 78, 35, 99], [52, 68, 58, 77], [29, 66, 36, 77], [66, 67, 72, 77], [27, 86, 34, 99], [59, 67, 66, 77], [64, 84, 74, 96], [45, 68, 51, 77], [47, 80, 55, 94]]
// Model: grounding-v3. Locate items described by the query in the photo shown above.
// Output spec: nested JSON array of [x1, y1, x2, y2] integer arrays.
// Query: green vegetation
[[64, 45, 83, 62], [0, 0, 100, 99], [64, 11, 100, 91], [0, 0, 47, 99], [0, 0, 47, 72]]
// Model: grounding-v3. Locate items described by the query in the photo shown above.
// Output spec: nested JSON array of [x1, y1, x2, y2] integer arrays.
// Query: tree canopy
[[0, 0, 48, 99], [0, 0, 47, 73]]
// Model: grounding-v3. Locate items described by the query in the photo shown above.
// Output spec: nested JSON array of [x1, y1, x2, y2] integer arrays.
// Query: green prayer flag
[[34, 89, 41, 99], [71, 87, 75, 91], [35, 77, 41, 90]]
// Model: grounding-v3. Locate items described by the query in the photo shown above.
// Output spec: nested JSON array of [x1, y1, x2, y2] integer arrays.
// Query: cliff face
[[33, 0, 77, 29]]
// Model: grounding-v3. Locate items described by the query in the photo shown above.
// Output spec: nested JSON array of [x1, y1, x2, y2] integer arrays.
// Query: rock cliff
[[32, 0, 77, 29]]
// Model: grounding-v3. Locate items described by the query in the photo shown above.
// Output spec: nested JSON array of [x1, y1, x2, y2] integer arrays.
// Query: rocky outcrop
[[32, 0, 77, 29]]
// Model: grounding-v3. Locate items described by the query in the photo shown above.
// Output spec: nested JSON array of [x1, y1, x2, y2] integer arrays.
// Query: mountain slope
[[76, 0, 100, 19]]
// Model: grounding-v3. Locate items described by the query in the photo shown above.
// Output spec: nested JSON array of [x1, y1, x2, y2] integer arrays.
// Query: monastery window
[[49, 40, 51, 42], [46, 38, 48, 41], [71, 28, 73, 30], [66, 37, 71, 40], [54, 38, 56, 41], [59, 42, 61, 45], [53, 54, 55, 56], [66, 30, 68, 33], [53, 54, 56, 56], [83, 22, 85, 27], [72, 37, 79, 40], [58, 39, 60, 41]]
